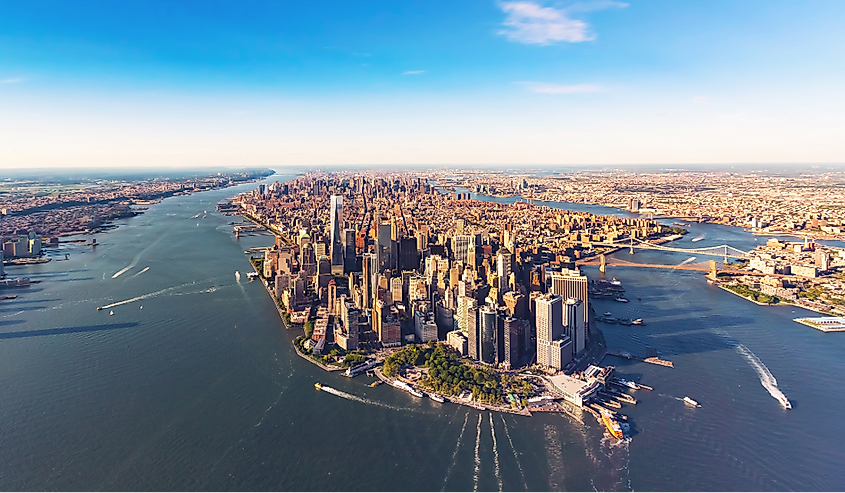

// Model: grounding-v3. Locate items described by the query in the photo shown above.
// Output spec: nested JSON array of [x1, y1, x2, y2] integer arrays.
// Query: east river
[[1, 174, 844, 491]]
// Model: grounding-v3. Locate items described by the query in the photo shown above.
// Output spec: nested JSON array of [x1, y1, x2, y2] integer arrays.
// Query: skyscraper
[[550, 269, 589, 325], [452, 235, 474, 265], [535, 294, 571, 370], [330, 195, 344, 275], [479, 306, 497, 364], [497, 247, 513, 296], [563, 298, 586, 355]]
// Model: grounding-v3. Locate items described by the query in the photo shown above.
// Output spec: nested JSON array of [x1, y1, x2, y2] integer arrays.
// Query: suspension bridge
[[591, 238, 748, 260]]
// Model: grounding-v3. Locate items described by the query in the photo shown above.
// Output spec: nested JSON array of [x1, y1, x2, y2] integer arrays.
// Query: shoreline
[[715, 282, 834, 317]]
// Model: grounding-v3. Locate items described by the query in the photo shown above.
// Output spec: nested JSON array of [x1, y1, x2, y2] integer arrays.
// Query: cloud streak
[[402, 70, 426, 75], [0, 78, 24, 84], [498, 1, 626, 45], [519, 82, 604, 94]]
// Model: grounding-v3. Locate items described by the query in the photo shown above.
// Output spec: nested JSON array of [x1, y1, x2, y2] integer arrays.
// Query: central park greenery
[[382, 343, 532, 405]]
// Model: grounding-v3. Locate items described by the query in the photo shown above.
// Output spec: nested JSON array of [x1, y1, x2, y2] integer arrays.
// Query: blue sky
[[1, 0, 844, 168]]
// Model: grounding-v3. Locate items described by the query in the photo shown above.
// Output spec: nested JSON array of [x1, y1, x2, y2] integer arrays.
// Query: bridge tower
[[708, 259, 717, 280], [629, 238, 635, 255], [599, 254, 606, 273]]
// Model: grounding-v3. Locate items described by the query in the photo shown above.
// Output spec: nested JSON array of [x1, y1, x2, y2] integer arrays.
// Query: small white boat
[[604, 312, 612, 316], [777, 394, 792, 410], [683, 396, 700, 407], [615, 298, 629, 303], [109, 310, 114, 316]]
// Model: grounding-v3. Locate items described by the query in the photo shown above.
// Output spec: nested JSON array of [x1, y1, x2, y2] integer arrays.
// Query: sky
[[1, 0, 844, 169]]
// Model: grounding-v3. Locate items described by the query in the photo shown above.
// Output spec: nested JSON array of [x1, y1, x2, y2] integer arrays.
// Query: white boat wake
[[679, 256, 697, 265], [691, 235, 705, 242], [735, 343, 791, 408], [442, 411, 470, 491], [472, 413, 482, 492], [500, 415, 528, 490], [489, 413, 503, 492], [318, 386, 426, 413]]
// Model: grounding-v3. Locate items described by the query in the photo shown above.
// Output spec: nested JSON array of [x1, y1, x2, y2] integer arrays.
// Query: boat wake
[[98, 280, 223, 310], [679, 256, 697, 265], [442, 411, 470, 491], [691, 235, 705, 242], [735, 343, 790, 408], [318, 386, 426, 413], [500, 415, 528, 490], [489, 413, 502, 492], [472, 414, 482, 492]]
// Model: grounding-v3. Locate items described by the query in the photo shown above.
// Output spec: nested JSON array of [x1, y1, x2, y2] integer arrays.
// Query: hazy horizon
[[2, 1, 844, 169]]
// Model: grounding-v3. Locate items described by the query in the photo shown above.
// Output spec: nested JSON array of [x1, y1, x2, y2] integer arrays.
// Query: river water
[[0, 176, 843, 491]]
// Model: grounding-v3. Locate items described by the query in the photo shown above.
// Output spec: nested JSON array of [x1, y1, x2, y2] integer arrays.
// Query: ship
[[615, 297, 629, 303], [368, 380, 382, 387], [604, 312, 612, 316], [409, 389, 425, 398], [631, 319, 644, 325], [314, 382, 322, 391], [429, 394, 446, 403], [600, 409, 624, 439], [615, 379, 639, 390], [683, 396, 700, 407], [777, 394, 792, 410]]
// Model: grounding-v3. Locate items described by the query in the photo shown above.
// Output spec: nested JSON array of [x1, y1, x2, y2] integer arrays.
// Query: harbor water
[[1, 175, 844, 490]]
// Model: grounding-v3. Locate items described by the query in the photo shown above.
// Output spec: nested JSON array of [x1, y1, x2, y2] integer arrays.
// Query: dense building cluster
[[435, 170, 845, 239], [0, 170, 271, 237], [239, 171, 681, 372]]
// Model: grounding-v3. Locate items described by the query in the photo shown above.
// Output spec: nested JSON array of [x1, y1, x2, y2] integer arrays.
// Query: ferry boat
[[429, 394, 446, 403], [615, 297, 629, 303], [777, 394, 792, 410], [615, 379, 639, 390], [314, 382, 322, 391], [600, 409, 624, 439], [683, 396, 700, 407]]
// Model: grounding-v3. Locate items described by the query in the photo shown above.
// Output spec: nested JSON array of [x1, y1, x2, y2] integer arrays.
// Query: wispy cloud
[[518, 82, 604, 94], [498, 1, 627, 45], [0, 78, 24, 84], [402, 70, 426, 75]]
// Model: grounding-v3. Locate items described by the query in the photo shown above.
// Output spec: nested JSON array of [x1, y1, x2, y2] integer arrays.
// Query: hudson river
[[1, 174, 843, 491]]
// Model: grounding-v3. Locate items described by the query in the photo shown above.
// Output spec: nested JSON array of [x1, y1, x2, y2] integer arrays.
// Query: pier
[[604, 350, 674, 368]]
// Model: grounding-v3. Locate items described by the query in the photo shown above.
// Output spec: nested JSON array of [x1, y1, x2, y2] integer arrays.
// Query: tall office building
[[343, 228, 357, 273], [550, 269, 589, 325], [377, 222, 395, 271], [535, 294, 572, 370], [361, 252, 377, 309], [497, 247, 513, 296], [452, 235, 475, 265], [467, 305, 480, 360], [329, 195, 344, 275], [479, 307, 497, 364], [563, 298, 586, 354]]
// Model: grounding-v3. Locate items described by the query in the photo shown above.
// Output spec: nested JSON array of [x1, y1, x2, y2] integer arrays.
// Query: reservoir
[[1, 174, 843, 490]]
